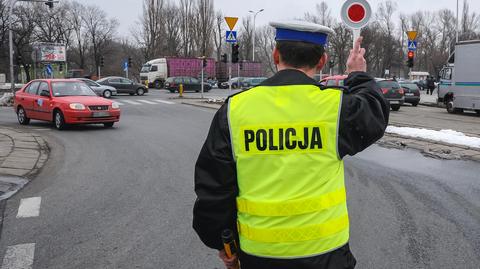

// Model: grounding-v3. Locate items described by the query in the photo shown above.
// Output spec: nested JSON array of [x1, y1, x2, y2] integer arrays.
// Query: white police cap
[[270, 20, 334, 46]]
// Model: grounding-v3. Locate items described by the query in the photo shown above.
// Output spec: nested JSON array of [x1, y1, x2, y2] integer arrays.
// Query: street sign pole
[[225, 17, 238, 95], [201, 63, 204, 99], [229, 51, 232, 93]]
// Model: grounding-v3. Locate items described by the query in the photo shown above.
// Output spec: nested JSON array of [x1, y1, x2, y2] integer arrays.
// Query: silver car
[[74, 78, 118, 98]]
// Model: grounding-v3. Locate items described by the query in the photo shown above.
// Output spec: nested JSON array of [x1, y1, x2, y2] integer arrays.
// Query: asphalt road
[[0, 91, 479, 268]]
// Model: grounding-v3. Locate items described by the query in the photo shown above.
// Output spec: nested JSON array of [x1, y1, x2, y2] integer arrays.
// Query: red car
[[14, 79, 121, 130]]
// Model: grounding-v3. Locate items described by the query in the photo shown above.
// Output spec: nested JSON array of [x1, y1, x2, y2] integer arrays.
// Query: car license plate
[[390, 101, 400, 104], [92, 112, 110, 117], [405, 93, 414, 96]]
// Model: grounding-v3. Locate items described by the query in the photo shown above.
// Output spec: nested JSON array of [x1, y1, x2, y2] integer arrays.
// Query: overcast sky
[[81, 0, 479, 35]]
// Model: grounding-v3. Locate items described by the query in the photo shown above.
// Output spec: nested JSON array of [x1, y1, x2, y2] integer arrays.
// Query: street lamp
[[249, 8, 264, 62]]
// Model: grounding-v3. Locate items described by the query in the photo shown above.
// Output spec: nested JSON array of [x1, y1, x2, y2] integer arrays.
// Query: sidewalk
[[0, 128, 49, 200]]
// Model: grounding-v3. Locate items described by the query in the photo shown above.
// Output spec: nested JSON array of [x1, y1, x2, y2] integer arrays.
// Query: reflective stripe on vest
[[228, 84, 349, 258]]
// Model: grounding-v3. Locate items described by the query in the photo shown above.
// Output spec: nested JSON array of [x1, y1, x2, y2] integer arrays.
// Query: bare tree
[[213, 11, 225, 61], [255, 25, 276, 75], [179, 0, 194, 56], [82, 5, 117, 76], [239, 16, 253, 61], [304, 1, 333, 27], [134, 0, 164, 60], [193, 0, 214, 57], [68, 1, 89, 69]]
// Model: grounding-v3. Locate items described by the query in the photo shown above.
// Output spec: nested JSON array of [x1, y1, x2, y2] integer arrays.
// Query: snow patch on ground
[[386, 126, 480, 149]]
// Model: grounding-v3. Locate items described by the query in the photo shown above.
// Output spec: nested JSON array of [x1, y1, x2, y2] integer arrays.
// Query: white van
[[438, 40, 480, 114]]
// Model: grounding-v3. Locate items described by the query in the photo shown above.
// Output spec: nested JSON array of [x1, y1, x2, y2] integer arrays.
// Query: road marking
[[1, 243, 35, 269], [113, 101, 125, 106], [137, 100, 157, 105], [16, 197, 41, 218], [123, 100, 141, 105], [153, 99, 175, 105]]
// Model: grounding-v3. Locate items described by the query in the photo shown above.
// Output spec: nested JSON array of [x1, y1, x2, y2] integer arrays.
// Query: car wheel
[[476, 110, 480, 116], [103, 90, 112, 98], [104, 122, 114, 128], [232, 84, 238, 89], [169, 89, 175, 93], [412, 102, 419, 107], [17, 106, 30, 125], [54, 110, 67, 130], [137, 88, 145, 96], [129, 93, 135, 96], [391, 105, 401, 111], [154, 80, 163, 89]]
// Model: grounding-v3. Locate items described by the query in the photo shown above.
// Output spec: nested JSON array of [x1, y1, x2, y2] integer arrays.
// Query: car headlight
[[111, 102, 120, 109], [69, 103, 86, 110]]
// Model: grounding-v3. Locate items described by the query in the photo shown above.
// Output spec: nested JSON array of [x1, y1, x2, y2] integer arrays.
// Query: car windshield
[[51, 82, 97, 97], [378, 81, 400, 89], [400, 83, 418, 90], [141, 64, 151, 73]]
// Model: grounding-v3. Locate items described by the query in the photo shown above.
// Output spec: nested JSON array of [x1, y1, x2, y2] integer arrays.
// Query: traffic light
[[45, 0, 53, 9], [202, 58, 207, 68], [59, 63, 63, 72], [100, 56, 105, 67], [17, 55, 22, 64], [407, 51, 414, 68], [221, 53, 227, 63], [231, 44, 239, 63], [239, 61, 243, 70], [128, 57, 132, 68]]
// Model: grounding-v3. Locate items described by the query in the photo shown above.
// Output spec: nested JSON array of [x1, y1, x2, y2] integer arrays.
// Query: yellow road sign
[[225, 17, 239, 31], [407, 31, 418, 41]]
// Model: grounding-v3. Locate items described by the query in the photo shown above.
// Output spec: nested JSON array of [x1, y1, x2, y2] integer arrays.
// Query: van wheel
[[17, 106, 30, 125], [446, 99, 463, 114], [391, 105, 401, 111], [54, 110, 67, 130]]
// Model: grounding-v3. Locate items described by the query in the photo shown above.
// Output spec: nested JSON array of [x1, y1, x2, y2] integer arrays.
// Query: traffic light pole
[[201, 64, 204, 99]]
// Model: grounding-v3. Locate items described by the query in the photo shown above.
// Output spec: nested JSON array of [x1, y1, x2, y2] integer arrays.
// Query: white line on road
[[16, 197, 41, 218], [113, 101, 125, 106], [123, 100, 141, 105], [153, 99, 175, 105], [137, 100, 157, 105], [1, 243, 35, 269]]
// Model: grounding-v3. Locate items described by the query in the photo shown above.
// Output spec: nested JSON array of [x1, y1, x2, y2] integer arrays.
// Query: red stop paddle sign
[[341, 0, 372, 29]]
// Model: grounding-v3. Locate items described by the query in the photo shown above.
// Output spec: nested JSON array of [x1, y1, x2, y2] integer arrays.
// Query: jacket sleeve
[[338, 72, 390, 158], [193, 104, 238, 250]]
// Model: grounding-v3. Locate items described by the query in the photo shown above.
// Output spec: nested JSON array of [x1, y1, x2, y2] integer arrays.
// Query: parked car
[[242, 77, 268, 89], [97, 76, 148, 96], [74, 78, 117, 98], [219, 77, 248, 89], [376, 79, 405, 111], [164, 77, 212, 93], [413, 79, 427, 91], [399, 81, 421, 106], [14, 79, 121, 130]]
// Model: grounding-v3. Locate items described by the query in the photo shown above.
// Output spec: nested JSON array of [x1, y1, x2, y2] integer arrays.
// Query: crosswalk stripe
[[114, 101, 125, 106], [17, 197, 41, 218], [137, 100, 157, 105], [123, 100, 141, 105], [153, 99, 175, 105], [1, 243, 35, 269]]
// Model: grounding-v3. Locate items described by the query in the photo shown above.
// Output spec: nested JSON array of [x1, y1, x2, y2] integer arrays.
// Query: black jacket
[[193, 70, 389, 268]]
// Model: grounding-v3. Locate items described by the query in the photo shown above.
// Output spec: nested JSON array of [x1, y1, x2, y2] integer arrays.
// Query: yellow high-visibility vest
[[228, 84, 349, 258]]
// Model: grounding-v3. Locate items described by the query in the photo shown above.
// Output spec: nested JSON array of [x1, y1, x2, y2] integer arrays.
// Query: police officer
[[193, 20, 389, 269]]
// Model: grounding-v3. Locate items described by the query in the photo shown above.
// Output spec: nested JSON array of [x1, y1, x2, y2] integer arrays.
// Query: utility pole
[[8, 0, 57, 94], [249, 9, 264, 62], [456, 0, 459, 44]]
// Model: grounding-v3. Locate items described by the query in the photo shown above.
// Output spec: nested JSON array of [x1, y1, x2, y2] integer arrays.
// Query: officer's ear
[[273, 47, 280, 65], [317, 53, 327, 71]]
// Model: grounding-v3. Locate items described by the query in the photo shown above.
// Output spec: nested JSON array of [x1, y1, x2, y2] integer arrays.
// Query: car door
[[20, 81, 40, 118], [120, 78, 134, 93], [108, 78, 124, 93], [34, 81, 53, 121], [84, 79, 102, 96]]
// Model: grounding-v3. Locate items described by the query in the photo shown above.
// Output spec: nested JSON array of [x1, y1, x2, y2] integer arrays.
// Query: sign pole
[[201, 63, 204, 99], [341, 0, 372, 50], [229, 51, 232, 93]]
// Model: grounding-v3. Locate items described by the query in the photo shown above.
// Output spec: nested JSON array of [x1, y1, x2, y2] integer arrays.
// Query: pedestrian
[[193, 20, 390, 269], [427, 76, 436, 95]]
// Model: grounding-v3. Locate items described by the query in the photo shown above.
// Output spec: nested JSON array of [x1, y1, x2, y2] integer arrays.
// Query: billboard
[[34, 44, 66, 62]]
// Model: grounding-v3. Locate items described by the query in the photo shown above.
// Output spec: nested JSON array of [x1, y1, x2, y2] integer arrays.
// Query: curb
[[181, 101, 222, 110], [0, 128, 50, 198]]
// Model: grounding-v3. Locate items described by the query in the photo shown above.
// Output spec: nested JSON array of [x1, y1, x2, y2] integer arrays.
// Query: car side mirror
[[40, 90, 50, 97]]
